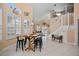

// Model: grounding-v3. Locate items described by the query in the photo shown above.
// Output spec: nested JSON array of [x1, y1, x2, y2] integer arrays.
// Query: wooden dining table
[[23, 33, 38, 51]]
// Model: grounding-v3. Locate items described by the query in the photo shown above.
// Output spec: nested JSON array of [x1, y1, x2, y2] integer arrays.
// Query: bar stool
[[16, 36, 25, 51], [34, 36, 43, 52]]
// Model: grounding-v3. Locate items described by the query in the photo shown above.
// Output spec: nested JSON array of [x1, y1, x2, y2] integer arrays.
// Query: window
[[15, 16, 21, 35], [23, 20, 30, 35], [6, 12, 16, 39]]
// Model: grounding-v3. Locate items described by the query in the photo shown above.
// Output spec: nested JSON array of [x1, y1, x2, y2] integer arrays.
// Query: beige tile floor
[[0, 37, 79, 56]]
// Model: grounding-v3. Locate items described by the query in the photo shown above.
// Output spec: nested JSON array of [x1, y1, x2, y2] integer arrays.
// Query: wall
[[67, 13, 75, 45], [14, 3, 33, 35], [33, 19, 50, 33], [14, 3, 32, 20], [74, 3, 79, 45], [49, 16, 62, 33], [34, 13, 75, 45], [67, 29, 75, 44], [0, 3, 32, 51], [49, 14, 68, 43]]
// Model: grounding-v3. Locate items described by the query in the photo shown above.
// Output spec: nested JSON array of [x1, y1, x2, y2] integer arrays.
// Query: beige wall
[[0, 3, 79, 50], [14, 3, 32, 20], [0, 3, 32, 50], [49, 16, 62, 33], [74, 3, 79, 45], [67, 13, 75, 45], [34, 19, 50, 33], [34, 12, 75, 45], [67, 30, 75, 44]]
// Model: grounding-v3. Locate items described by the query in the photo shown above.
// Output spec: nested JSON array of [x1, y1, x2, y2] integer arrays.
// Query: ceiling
[[26, 3, 71, 20]]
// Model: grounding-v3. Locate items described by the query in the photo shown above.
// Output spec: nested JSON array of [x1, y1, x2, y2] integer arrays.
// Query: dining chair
[[34, 36, 43, 52], [16, 36, 25, 51]]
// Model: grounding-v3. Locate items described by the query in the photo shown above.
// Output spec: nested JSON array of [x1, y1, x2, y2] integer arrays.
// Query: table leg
[[25, 39, 35, 52]]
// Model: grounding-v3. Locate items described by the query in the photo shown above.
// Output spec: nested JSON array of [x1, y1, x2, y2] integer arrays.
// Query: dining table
[[23, 33, 39, 52]]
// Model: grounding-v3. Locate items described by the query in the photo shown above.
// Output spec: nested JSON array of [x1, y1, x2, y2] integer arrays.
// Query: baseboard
[[67, 42, 77, 46]]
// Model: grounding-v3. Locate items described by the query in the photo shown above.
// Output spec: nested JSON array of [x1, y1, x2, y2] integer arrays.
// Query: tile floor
[[0, 37, 79, 56]]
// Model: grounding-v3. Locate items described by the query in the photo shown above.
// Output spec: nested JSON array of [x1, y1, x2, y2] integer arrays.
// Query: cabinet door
[[67, 30, 75, 44], [69, 14, 74, 25]]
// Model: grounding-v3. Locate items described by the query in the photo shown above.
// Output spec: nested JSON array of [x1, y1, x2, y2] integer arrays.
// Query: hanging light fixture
[[13, 8, 22, 15], [56, 12, 61, 16], [24, 11, 29, 16]]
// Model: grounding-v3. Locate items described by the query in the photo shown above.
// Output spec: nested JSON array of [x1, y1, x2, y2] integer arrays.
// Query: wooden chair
[[34, 36, 43, 52], [16, 36, 25, 51]]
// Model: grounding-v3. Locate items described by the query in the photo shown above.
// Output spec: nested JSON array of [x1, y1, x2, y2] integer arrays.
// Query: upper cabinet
[[67, 3, 74, 13], [69, 13, 74, 25]]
